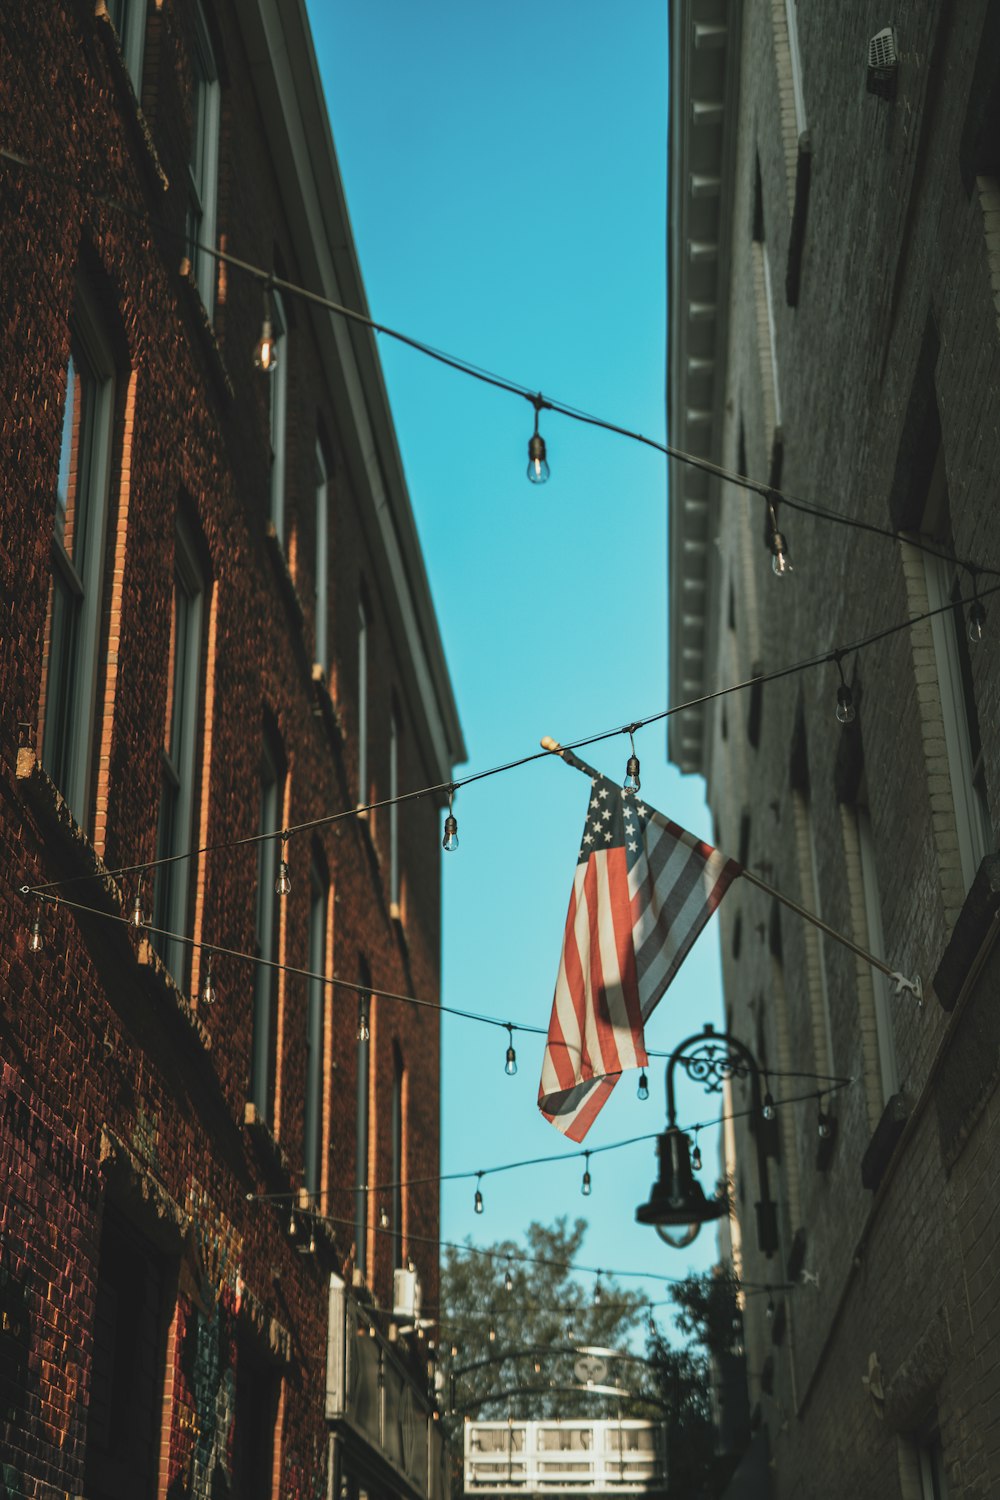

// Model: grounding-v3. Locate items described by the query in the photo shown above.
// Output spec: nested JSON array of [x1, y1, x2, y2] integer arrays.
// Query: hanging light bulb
[[504, 1262, 514, 1295], [442, 788, 459, 852], [526, 395, 550, 484], [623, 727, 641, 796], [450, 1342, 459, 1360], [201, 950, 217, 1005], [357, 998, 370, 1043], [288, 1211, 299, 1239], [130, 874, 146, 929], [766, 1292, 775, 1324], [488, 1315, 497, 1343], [533, 1359, 542, 1374], [28, 913, 43, 953], [581, 1152, 592, 1197], [308, 1229, 318, 1255], [593, 1278, 602, 1307], [275, 834, 292, 896], [833, 654, 856, 725], [379, 1203, 390, 1230], [762, 1090, 776, 1122], [474, 1174, 484, 1214], [691, 1130, 702, 1173], [767, 499, 792, 578], [637, 1071, 649, 1101], [254, 281, 277, 372], [504, 1024, 517, 1076], [817, 1108, 832, 1140], [968, 572, 987, 644]]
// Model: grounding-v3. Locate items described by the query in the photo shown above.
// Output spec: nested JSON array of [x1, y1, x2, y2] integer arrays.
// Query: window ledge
[[243, 1101, 290, 1179], [264, 521, 307, 640], [135, 936, 213, 1054], [177, 266, 235, 403], [92, 3, 170, 198], [933, 853, 1000, 1011], [16, 747, 123, 920]]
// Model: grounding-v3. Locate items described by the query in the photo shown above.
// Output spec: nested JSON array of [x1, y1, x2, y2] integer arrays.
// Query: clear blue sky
[[307, 1, 726, 1334]]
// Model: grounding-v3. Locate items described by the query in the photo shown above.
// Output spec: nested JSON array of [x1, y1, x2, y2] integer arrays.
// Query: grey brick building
[[668, 2, 1000, 1495]]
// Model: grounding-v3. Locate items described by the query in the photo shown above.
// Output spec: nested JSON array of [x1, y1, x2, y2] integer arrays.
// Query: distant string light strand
[[1, 141, 997, 579], [20, 576, 1000, 902]]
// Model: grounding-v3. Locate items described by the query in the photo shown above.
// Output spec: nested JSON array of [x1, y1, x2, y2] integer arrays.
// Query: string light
[[593, 1277, 603, 1307], [450, 1342, 459, 1359], [28, 913, 43, 953], [968, 570, 986, 644], [504, 1261, 514, 1295], [288, 1211, 299, 1239], [308, 1229, 318, 1254], [526, 395, 550, 484], [817, 1108, 832, 1140], [357, 996, 370, 1043], [581, 1151, 592, 1197], [767, 496, 792, 578], [442, 789, 459, 853], [834, 654, 856, 725], [201, 949, 217, 1005], [504, 1024, 518, 1077], [254, 281, 277, 372], [130, 873, 146, 928], [474, 1173, 484, 1215], [637, 1071, 649, 1101], [380, 1203, 390, 1230], [691, 1128, 702, 1173], [766, 1291, 775, 1324], [762, 1090, 776, 1122], [275, 834, 292, 896], [488, 1314, 497, 1343], [623, 726, 641, 796]]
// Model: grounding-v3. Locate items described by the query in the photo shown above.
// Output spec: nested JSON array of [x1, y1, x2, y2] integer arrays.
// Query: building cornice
[[667, 0, 742, 774]]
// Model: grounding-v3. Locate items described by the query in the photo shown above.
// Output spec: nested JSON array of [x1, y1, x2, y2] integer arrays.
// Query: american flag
[[537, 775, 741, 1140]]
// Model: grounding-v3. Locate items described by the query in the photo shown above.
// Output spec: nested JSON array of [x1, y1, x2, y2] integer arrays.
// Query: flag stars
[[628, 840, 638, 852], [583, 831, 595, 845], [602, 809, 612, 822], [597, 787, 609, 800]]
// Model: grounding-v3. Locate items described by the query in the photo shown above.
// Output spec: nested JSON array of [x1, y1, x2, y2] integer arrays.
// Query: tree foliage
[[440, 1217, 652, 1425]]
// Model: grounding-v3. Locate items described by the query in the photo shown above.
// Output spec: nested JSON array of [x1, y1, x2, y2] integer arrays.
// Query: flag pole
[[541, 736, 922, 1004]]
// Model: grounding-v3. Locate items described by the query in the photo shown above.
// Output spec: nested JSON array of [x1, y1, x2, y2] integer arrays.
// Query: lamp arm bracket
[[891, 971, 923, 1006]]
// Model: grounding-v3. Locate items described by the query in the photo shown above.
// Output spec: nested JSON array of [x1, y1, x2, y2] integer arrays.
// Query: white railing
[[464, 1420, 667, 1494]]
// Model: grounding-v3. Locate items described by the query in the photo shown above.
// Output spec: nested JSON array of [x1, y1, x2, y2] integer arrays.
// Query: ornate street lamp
[[635, 1023, 779, 1257]]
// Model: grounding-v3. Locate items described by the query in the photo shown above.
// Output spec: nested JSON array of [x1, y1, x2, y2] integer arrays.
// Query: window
[[85, 1208, 167, 1500], [389, 701, 401, 912], [268, 290, 288, 539], [898, 1430, 950, 1500], [314, 439, 329, 670], [43, 292, 116, 826], [391, 1044, 404, 1268], [355, 957, 372, 1275], [153, 516, 206, 988], [251, 737, 283, 1121], [107, 0, 146, 89], [304, 853, 328, 1197], [233, 1356, 280, 1500], [186, 0, 220, 316], [783, 0, 807, 139], [357, 594, 369, 808], [855, 796, 899, 1105], [920, 453, 991, 893], [751, 158, 781, 445]]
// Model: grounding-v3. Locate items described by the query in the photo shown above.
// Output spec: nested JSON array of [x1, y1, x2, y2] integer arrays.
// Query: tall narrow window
[[357, 594, 369, 809], [783, 0, 807, 139], [107, 0, 146, 88], [186, 0, 220, 316], [389, 702, 401, 912], [43, 293, 116, 827], [314, 440, 329, 671], [751, 158, 781, 446], [304, 853, 328, 1197], [855, 797, 899, 1105], [153, 516, 206, 988], [268, 289, 288, 540], [251, 738, 282, 1122], [355, 957, 372, 1276], [391, 1045, 404, 1269]]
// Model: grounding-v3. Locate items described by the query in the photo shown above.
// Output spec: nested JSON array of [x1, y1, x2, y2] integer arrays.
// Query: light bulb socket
[[29, 916, 43, 953], [691, 1145, 703, 1172], [624, 753, 641, 794], [201, 955, 217, 1006], [504, 1045, 517, 1076], [443, 814, 459, 852], [276, 859, 292, 896], [835, 684, 856, 725], [526, 432, 550, 484], [130, 894, 145, 928], [581, 1171, 592, 1197], [474, 1187, 484, 1215]]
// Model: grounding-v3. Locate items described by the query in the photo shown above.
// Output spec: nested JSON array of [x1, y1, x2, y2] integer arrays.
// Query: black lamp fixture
[[635, 1022, 780, 1257]]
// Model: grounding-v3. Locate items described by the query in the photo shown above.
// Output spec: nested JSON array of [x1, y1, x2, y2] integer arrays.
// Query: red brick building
[[0, 0, 463, 1495]]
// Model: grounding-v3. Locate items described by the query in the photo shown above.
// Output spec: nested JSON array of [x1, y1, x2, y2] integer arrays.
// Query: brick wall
[[0, 1, 456, 1494]]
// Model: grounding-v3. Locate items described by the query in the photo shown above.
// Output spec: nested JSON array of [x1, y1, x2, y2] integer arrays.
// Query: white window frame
[[314, 440, 329, 670], [153, 518, 205, 985], [108, 0, 147, 90], [389, 702, 400, 911], [251, 743, 280, 1119], [924, 549, 991, 893], [357, 595, 369, 809], [784, 0, 808, 138], [304, 858, 327, 1196], [44, 290, 115, 826], [268, 289, 288, 540], [186, 0, 220, 317], [856, 802, 899, 1104]]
